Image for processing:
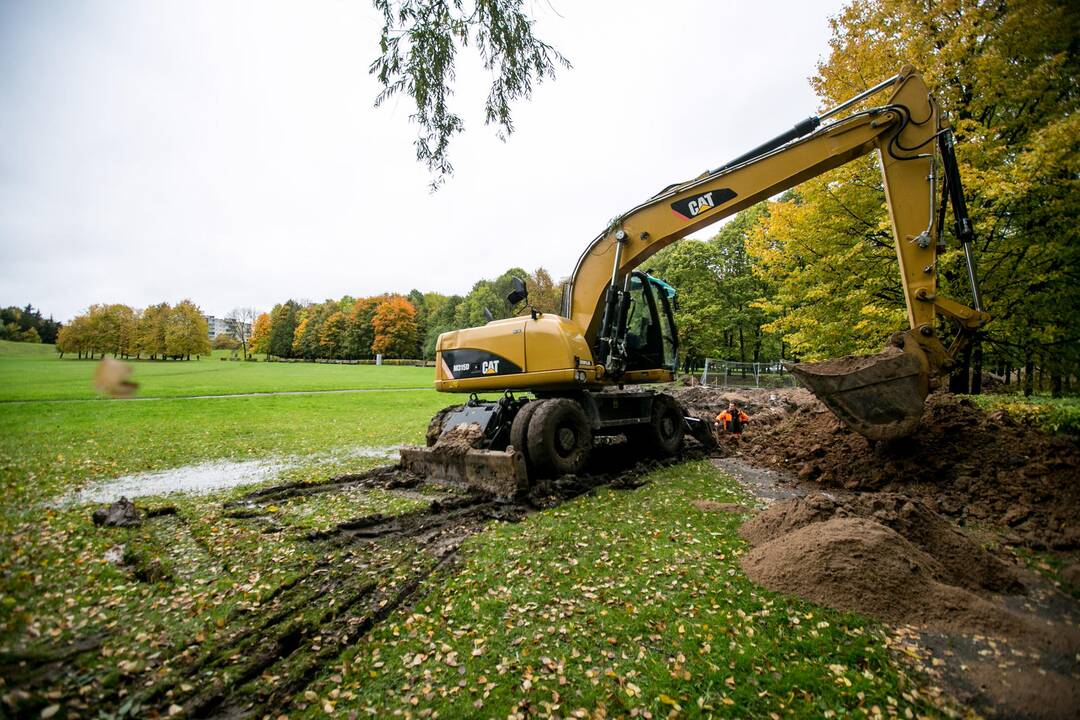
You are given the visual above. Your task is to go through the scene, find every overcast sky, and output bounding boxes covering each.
[1,0,849,322]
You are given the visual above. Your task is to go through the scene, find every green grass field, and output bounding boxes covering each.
[0,340,434,401]
[0,340,957,717]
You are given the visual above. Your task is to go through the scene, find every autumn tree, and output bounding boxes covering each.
[523,268,563,315]
[56,316,93,358]
[346,297,380,359]
[319,311,349,360]
[136,303,171,359]
[744,0,1079,390]
[371,296,418,358]
[249,312,272,360]
[165,300,211,359]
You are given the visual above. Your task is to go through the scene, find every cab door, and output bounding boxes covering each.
[623,272,678,373]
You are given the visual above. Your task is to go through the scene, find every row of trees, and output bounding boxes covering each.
[56,301,211,360]
[649,0,1078,395]
[244,268,562,362]
[0,305,61,344]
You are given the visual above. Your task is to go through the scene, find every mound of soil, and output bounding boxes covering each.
[673,386,818,429]
[742,392,1080,549]
[741,494,1021,594]
[741,516,1055,640]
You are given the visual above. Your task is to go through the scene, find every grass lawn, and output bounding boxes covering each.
[0,341,951,718]
[0,390,453,510]
[298,462,943,719]
[0,340,434,401]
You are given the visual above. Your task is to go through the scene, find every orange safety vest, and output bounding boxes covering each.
[716,409,749,433]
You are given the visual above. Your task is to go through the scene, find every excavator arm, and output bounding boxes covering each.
[565,66,987,438]
[569,66,985,375]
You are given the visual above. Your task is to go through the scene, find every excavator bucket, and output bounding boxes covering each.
[399,434,529,500]
[790,342,930,441]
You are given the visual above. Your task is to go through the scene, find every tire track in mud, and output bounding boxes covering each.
[134,445,706,718]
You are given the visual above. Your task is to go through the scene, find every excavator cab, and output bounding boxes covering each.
[623,272,678,374]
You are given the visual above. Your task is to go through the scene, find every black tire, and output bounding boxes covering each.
[632,394,684,457]
[425,405,463,447]
[508,400,542,462]
[526,399,593,478]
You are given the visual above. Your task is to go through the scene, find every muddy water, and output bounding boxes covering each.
[710,457,816,505]
[64,446,400,505]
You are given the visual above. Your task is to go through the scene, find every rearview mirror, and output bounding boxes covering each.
[506,276,528,306]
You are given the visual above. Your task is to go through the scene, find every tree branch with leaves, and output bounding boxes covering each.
[370,0,570,187]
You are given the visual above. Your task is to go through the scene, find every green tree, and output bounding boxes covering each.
[651,205,781,368]
[423,294,463,358]
[745,0,1079,389]
[269,301,300,358]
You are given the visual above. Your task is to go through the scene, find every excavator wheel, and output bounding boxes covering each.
[508,399,542,462]
[525,399,593,478]
[629,394,684,457]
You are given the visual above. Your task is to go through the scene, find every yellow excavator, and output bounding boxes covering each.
[400,66,989,497]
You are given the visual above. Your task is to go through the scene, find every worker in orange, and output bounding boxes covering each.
[715,401,750,437]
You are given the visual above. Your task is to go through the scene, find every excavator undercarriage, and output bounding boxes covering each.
[400,390,697,499]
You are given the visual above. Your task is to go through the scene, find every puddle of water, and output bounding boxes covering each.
[62,446,400,505]
[710,457,808,505]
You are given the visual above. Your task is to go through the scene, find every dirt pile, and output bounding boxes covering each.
[741,493,1021,593]
[430,423,485,455]
[673,385,818,429]
[739,495,1080,720]
[740,391,1080,549]
[741,517,1034,636]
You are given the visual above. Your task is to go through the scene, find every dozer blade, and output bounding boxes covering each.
[399,445,529,499]
[790,342,929,441]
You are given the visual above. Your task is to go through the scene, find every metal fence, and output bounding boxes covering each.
[700,359,799,389]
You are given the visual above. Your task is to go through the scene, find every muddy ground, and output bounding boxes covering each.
[675,384,1080,720]
[2,443,697,719]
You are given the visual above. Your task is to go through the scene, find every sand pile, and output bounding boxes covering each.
[742,392,1080,549]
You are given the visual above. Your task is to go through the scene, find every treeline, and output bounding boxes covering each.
[250,268,562,361]
[57,301,211,360]
[0,305,61,344]
[651,0,1078,396]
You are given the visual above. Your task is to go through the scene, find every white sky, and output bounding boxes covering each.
[1,0,848,322]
